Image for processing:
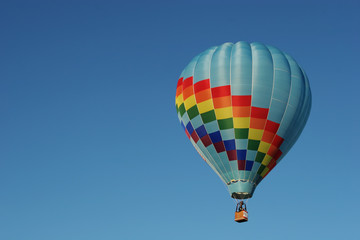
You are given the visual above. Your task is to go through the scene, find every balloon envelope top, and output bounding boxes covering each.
[175,42,311,199]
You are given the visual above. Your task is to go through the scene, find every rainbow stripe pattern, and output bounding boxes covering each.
[175,42,311,198]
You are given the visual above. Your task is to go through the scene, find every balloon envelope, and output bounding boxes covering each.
[175,42,311,199]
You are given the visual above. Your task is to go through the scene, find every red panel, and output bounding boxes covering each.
[267,145,278,157]
[194,79,210,93]
[273,150,282,161]
[227,150,237,160]
[272,135,284,148]
[185,129,190,139]
[261,131,275,143]
[232,95,251,106]
[238,160,246,170]
[195,89,212,103]
[201,135,212,147]
[267,159,276,170]
[213,96,232,108]
[250,107,269,119]
[176,78,183,97]
[191,131,199,143]
[264,120,280,133]
[213,142,226,153]
[182,76,193,90]
[211,85,231,98]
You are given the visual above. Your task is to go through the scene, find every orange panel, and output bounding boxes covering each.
[213,96,232,108]
[182,86,194,100]
[233,106,251,117]
[195,89,212,103]
[250,118,266,129]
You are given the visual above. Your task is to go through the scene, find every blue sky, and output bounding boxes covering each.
[1,1,359,239]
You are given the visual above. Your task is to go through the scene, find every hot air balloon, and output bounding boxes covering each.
[175,41,311,222]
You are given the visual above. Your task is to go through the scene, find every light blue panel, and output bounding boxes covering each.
[204,120,219,134]
[219,151,236,180]
[238,170,246,180]
[190,115,203,129]
[194,137,228,182]
[235,139,248,149]
[193,47,217,84]
[279,70,311,160]
[276,55,307,141]
[272,70,291,102]
[220,129,235,141]
[229,161,240,180]
[246,150,257,160]
[182,55,200,80]
[177,111,182,123]
[231,41,252,95]
[180,112,190,126]
[284,53,304,78]
[267,99,287,123]
[244,171,251,180]
[207,145,233,181]
[277,105,296,137]
[265,46,291,124]
[249,162,261,181]
[250,43,273,108]
[210,42,233,88]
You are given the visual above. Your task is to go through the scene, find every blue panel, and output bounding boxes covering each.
[224,140,236,151]
[195,125,207,138]
[245,161,254,171]
[209,131,222,143]
[237,150,247,160]
[186,122,194,134]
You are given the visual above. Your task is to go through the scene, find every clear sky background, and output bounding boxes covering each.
[1,0,359,239]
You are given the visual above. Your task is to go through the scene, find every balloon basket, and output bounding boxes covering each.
[235,210,248,223]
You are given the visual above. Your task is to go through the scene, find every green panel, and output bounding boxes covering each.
[255,152,266,163]
[179,104,186,117]
[176,105,179,113]
[218,118,233,130]
[201,110,216,123]
[248,140,260,150]
[187,105,200,120]
[235,128,249,139]
[258,164,266,174]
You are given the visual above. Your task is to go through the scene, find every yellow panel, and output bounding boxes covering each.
[248,129,264,140]
[176,94,183,106]
[261,154,272,166]
[233,117,250,128]
[184,95,196,110]
[214,107,233,119]
[197,99,214,114]
[258,141,271,153]
[261,167,269,177]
